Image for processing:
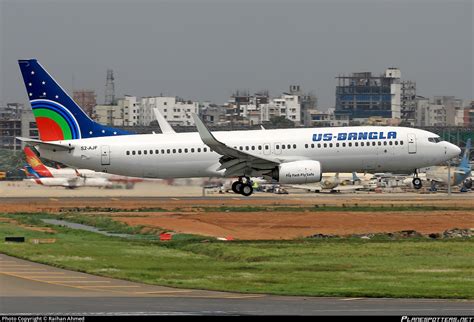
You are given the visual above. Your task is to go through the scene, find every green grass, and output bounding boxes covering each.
[0,213,473,299]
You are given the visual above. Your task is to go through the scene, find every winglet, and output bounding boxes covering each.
[152,108,176,134]
[191,113,221,148]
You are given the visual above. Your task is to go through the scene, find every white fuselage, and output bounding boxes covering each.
[37,126,460,179]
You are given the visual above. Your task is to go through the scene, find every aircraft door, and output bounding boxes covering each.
[407,133,417,154]
[101,145,111,165]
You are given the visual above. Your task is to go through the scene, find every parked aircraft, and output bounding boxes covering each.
[24,146,142,188]
[16,59,461,196]
[23,165,112,189]
[422,139,472,191]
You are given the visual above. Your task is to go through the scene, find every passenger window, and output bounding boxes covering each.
[372,142,376,146]
[317,143,321,148]
[276,145,280,149]
[282,145,285,150]
[126,151,130,155]
[311,144,314,148]
[348,142,352,147]
[161,149,165,154]
[144,150,147,155]
[251,146,255,151]
[155,150,159,154]
[400,141,404,145]
[377,142,381,146]
[360,142,364,147]
[258,146,262,150]
[245,146,249,151]
[132,151,136,155]
[167,149,170,154]
[204,148,207,152]
[191,148,194,153]
[323,143,327,148]
[185,148,188,153]
[239,146,243,151]
[178,149,182,153]
[394,141,398,146]
[265,145,269,150]
[287,144,291,149]
[198,148,201,152]
[342,143,346,147]
[305,144,308,148]
[293,144,297,149]
[138,150,142,155]
[355,142,358,147]
[329,143,333,148]
[172,149,176,153]
[336,143,339,147]
[383,141,387,146]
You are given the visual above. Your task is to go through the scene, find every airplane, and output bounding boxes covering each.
[24,146,143,188]
[422,139,472,191]
[16,59,461,197]
[23,165,112,189]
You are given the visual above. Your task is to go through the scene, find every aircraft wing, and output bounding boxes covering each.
[332,185,365,191]
[192,113,280,177]
[16,137,74,151]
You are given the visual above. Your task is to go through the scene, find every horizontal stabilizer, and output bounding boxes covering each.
[16,137,74,151]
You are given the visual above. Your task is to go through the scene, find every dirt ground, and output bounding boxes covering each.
[109,210,474,240]
[1,195,473,240]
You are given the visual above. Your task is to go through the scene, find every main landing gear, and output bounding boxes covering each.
[232,177,254,197]
[412,170,422,190]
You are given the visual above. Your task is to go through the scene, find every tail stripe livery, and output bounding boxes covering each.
[459,138,471,170]
[18,59,132,141]
[31,99,80,140]
[24,146,53,177]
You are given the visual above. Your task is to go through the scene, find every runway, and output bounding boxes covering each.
[1,254,473,315]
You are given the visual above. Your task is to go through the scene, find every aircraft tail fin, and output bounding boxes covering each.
[460,138,471,169]
[24,146,54,177]
[18,59,132,141]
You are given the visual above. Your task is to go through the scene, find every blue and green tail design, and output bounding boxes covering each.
[18,59,132,141]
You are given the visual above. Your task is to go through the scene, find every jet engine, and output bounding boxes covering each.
[272,160,322,184]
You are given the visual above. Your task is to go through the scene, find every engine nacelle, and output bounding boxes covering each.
[272,160,322,184]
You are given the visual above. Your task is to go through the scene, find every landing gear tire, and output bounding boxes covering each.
[412,178,422,190]
[463,179,472,190]
[232,181,243,194]
[241,184,253,197]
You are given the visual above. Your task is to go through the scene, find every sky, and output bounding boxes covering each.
[0,0,472,109]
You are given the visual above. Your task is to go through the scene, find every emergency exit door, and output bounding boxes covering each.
[407,133,417,154]
[101,145,110,165]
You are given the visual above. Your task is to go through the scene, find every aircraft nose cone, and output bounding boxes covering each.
[448,144,461,158]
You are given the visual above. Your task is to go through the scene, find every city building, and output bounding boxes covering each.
[415,96,467,127]
[140,96,198,126]
[73,90,96,117]
[335,68,402,122]
[0,103,37,150]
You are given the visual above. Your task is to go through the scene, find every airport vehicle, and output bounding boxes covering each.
[16,59,461,196]
[423,139,472,191]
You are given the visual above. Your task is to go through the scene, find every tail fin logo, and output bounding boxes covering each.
[31,99,81,141]
[18,59,132,141]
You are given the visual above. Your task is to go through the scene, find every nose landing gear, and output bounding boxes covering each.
[231,177,254,197]
[412,171,422,190]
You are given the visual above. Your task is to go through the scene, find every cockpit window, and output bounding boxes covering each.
[428,137,442,143]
